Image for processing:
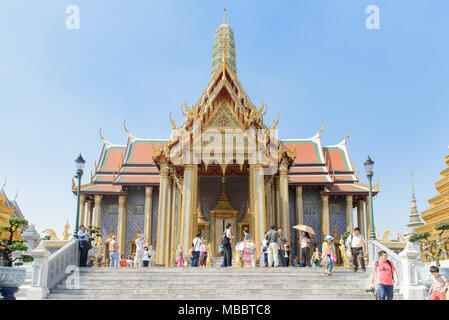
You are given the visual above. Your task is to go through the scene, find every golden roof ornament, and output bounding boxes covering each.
[99,128,106,143]
[72,178,76,190]
[1,177,6,190]
[344,128,351,143]
[123,120,131,136]
[169,112,177,129]
[319,122,325,136]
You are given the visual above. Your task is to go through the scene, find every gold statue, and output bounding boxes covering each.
[339,239,350,267]
[42,228,59,240]
[62,219,72,240]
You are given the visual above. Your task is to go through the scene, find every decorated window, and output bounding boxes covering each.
[303,202,315,214]
[330,204,341,214]
[133,204,145,215]
[108,204,118,215]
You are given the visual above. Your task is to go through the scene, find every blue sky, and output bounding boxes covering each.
[1,1,448,239]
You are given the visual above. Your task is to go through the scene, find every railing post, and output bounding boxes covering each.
[27,242,51,299]
[399,241,427,300]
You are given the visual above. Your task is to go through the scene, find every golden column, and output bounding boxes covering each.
[144,186,153,245]
[155,162,169,265]
[273,176,282,228]
[279,159,290,241]
[295,185,303,257]
[357,200,365,237]
[365,196,371,239]
[174,185,182,251]
[163,179,173,267]
[321,195,330,240]
[94,195,103,228]
[117,195,127,257]
[266,183,272,227]
[346,195,353,233]
[271,180,276,227]
[79,195,86,226]
[252,164,267,251]
[86,199,92,227]
[179,164,197,252]
[169,184,178,265]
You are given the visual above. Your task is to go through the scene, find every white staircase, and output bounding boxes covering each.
[46,266,402,300]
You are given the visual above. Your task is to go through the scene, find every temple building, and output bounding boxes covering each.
[73,12,378,266]
[0,182,26,242]
[416,147,449,243]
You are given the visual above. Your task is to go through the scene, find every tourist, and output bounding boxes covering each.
[299,231,311,267]
[176,244,186,268]
[429,266,448,300]
[148,245,156,267]
[369,250,399,300]
[198,240,208,267]
[109,235,119,268]
[78,225,91,267]
[277,228,287,267]
[346,227,366,272]
[134,233,145,267]
[242,228,254,268]
[311,247,321,268]
[222,223,234,267]
[261,238,269,267]
[126,255,134,267]
[321,235,337,276]
[120,255,127,267]
[142,246,150,267]
[284,244,291,267]
[264,224,280,267]
[192,232,202,267]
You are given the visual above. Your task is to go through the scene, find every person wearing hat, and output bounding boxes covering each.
[321,235,337,276]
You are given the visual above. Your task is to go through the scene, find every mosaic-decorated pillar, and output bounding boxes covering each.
[169,184,178,265]
[163,179,173,267]
[155,163,169,265]
[357,200,365,237]
[79,195,86,227]
[279,160,290,241]
[274,176,281,228]
[295,186,303,257]
[321,194,330,240]
[252,164,266,251]
[179,164,197,252]
[144,187,153,245]
[265,184,271,227]
[86,199,92,227]
[117,195,127,257]
[346,195,353,233]
[94,195,102,228]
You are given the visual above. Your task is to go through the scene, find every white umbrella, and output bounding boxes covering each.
[293,224,315,235]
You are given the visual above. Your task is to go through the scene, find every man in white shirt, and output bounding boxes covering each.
[134,233,145,267]
[192,232,202,267]
[346,228,366,272]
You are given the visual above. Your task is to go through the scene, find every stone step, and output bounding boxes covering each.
[55,283,368,290]
[47,293,375,300]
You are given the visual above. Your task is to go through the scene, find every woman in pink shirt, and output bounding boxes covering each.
[369,250,399,300]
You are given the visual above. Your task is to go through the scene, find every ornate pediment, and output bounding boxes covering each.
[203,101,244,130]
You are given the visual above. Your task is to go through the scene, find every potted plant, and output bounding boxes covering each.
[0,217,34,300]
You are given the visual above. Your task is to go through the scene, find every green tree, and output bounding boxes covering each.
[0,217,34,267]
[410,221,449,267]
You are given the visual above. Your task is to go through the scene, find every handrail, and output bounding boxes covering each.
[47,239,79,289]
[367,240,403,284]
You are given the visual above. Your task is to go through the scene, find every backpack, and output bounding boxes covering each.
[376,260,394,282]
[221,230,230,246]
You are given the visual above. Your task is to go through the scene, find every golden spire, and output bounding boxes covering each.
[223,8,227,24]
[99,128,106,142]
[344,128,351,143]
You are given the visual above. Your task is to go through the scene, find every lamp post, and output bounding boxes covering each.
[364,156,376,240]
[74,153,86,239]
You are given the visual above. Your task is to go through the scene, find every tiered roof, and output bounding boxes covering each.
[0,188,25,219]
